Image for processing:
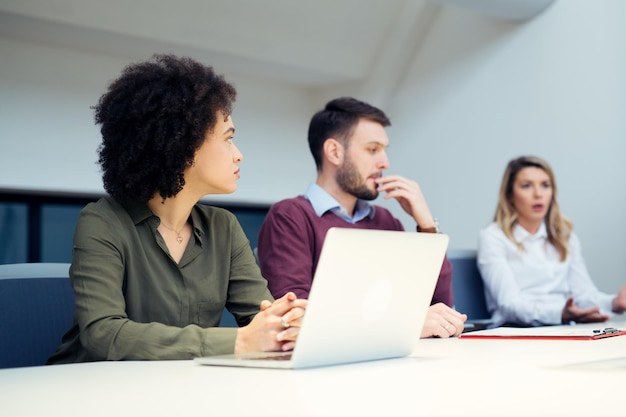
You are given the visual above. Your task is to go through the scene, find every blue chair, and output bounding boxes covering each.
[0,263,74,368]
[219,309,237,327]
[448,250,492,329]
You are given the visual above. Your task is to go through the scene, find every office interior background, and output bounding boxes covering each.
[1,0,625,294]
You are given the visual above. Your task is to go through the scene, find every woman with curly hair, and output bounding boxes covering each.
[48,54,305,363]
[477,155,626,328]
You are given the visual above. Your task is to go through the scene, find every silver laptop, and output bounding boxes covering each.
[194,227,449,369]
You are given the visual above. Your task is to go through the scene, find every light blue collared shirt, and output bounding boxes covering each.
[303,183,375,224]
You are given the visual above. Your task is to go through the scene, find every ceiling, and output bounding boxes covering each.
[0,0,555,89]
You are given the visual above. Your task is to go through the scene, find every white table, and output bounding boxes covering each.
[1,321,624,417]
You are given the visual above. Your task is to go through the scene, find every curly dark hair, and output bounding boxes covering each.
[94,54,237,202]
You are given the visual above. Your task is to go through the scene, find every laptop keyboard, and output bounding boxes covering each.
[251,352,293,361]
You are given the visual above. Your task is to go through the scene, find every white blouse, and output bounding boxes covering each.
[477,222,614,327]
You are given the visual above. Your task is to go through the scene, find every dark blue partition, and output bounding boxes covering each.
[0,203,28,264]
[0,190,270,266]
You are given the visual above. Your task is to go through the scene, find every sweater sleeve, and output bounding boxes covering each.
[257,199,318,299]
[432,254,454,307]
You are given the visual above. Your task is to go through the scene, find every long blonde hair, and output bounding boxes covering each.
[493,156,572,261]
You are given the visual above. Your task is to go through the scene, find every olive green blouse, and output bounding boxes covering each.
[47,197,272,363]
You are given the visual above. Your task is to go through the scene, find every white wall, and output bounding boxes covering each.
[0,38,315,201]
[387,0,626,292]
[1,0,624,293]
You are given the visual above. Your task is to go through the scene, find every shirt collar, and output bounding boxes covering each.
[304,183,375,221]
[121,200,154,226]
[512,221,548,242]
[120,199,203,239]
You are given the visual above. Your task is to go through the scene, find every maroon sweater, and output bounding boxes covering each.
[257,196,454,306]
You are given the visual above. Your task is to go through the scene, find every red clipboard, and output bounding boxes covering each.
[460,326,626,340]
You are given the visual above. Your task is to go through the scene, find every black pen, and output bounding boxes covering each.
[593,327,621,335]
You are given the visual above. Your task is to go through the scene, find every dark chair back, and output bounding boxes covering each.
[448,250,490,321]
[0,263,74,368]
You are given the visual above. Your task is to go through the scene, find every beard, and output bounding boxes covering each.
[336,156,379,201]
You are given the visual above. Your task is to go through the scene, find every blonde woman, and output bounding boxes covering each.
[477,156,626,327]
